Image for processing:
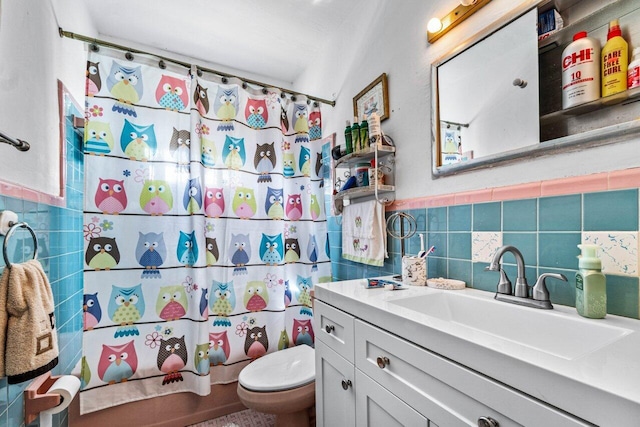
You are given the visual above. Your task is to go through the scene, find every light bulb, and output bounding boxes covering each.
[427,17,443,34]
[460,0,477,5]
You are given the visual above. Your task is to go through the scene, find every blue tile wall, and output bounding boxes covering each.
[0,107,84,427]
[329,189,640,320]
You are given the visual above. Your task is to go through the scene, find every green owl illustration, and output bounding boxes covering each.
[140,180,174,215]
[278,329,290,350]
[232,186,257,219]
[156,284,188,321]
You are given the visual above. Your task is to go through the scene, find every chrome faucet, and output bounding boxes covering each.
[485,245,567,309]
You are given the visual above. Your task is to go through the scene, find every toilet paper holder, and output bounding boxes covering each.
[24,373,63,424]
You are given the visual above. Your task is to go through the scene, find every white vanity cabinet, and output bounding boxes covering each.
[315,299,591,427]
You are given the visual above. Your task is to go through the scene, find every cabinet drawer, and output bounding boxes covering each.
[355,320,590,427]
[315,300,355,363]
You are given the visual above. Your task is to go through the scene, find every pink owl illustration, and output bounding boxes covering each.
[286,194,303,221]
[155,75,189,111]
[245,98,268,129]
[292,318,314,346]
[208,331,230,366]
[204,187,225,218]
[95,178,128,214]
[98,340,138,384]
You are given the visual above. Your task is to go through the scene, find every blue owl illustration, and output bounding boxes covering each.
[214,86,238,131]
[229,233,251,275]
[259,233,283,266]
[83,292,102,331]
[194,343,210,375]
[183,178,203,214]
[283,152,296,177]
[299,146,311,177]
[209,280,236,327]
[120,119,157,161]
[292,103,309,143]
[107,61,143,117]
[108,284,145,338]
[308,234,318,272]
[177,231,198,266]
[265,187,284,220]
[199,288,208,318]
[295,275,313,316]
[222,135,246,170]
[136,231,166,279]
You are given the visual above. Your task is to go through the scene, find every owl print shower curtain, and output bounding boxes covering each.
[80,48,330,413]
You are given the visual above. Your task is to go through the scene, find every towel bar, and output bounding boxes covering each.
[0,210,38,268]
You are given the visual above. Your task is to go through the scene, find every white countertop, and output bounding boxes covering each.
[315,278,640,426]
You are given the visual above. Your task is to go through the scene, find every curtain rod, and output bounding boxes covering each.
[0,130,30,151]
[59,28,336,107]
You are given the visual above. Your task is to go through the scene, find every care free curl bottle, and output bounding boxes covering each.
[602,19,628,97]
[576,244,606,319]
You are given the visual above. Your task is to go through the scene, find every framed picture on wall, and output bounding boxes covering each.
[353,73,389,121]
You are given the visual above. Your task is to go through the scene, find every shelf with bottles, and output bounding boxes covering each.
[335,143,395,168]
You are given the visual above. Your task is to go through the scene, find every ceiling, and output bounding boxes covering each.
[82,0,371,86]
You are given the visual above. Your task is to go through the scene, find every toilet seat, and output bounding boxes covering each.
[238,344,315,392]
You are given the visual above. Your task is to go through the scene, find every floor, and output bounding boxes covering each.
[188,409,275,427]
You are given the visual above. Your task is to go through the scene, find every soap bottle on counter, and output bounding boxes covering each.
[576,244,606,319]
[602,19,628,97]
[344,120,353,154]
[350,118,360,153]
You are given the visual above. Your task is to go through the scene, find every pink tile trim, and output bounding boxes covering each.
[609,168,640,190]
[541,173,608,196]
[388,167,640,210]
[0,179,66,207]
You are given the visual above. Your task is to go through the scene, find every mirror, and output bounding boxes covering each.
[432,0,640,177]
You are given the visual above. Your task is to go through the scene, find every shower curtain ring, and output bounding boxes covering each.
[125,52,134,61]
[197,69,203,77]
[242,82,248,89]
[158,60,166,69]
[280,92,286,99]
[221,76,228,84]
[262,88,268,95]
[90,43,99,52]
[291,95,297,102]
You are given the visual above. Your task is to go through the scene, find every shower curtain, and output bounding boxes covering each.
[80,48,330,413]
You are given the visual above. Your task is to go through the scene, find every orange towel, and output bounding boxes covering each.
[0,259,58,384]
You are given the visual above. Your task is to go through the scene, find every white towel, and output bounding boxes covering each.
[342,200,387,266]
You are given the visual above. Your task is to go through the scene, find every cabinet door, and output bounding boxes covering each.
[315,340,356,427]
[355,370,428,427]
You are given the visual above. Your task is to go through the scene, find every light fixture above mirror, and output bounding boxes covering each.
[427,0,492,44]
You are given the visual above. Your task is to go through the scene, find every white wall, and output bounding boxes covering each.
[0,0,90,196]
[296,0,640,200]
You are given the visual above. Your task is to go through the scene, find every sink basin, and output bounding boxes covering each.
[389,292,632,360]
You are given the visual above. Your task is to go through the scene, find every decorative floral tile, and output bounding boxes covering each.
[472,232,503,263]
[582,232,639,276]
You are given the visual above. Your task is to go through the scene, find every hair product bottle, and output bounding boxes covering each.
[575,244,606,319]
[344,120,353,154]
[359,116,369,151]
[350,117,360,153]
[561,31,600,109]
[627,47,640,90]
[601,19,628,97]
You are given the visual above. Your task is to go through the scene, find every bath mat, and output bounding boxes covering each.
[188,409,275,427]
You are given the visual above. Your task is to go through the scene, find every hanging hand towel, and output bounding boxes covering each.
[342,200,387,266]
[0,260,59,384]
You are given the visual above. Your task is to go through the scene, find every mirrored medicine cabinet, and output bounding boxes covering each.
[432,0,640,177]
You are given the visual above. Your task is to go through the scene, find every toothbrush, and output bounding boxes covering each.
[425,245,436,257]
[418,234,426,257]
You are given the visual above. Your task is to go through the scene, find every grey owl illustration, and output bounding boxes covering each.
[229,233,251,275]
[254,142,276,183]
[169,127,190,165]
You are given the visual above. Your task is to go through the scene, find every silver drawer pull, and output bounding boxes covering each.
[376,356,390,369]
[341,379,352,390]
[477,416,499,427]
[325,325,335,333]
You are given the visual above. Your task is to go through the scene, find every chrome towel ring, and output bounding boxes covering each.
[386,212,417,257]
[2,221,38,269]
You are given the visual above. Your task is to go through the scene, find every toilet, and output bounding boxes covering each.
[237,344,316,427]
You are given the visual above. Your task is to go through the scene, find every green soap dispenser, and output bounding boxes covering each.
[576,244,607,319]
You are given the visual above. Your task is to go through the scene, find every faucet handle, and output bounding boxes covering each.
[532,273,568,302]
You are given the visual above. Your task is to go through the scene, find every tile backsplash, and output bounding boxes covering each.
[0,108,84,427]
[329,185,640,320]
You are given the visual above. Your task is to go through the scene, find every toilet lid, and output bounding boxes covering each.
[238,344,315,392]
